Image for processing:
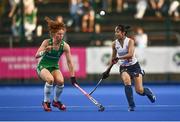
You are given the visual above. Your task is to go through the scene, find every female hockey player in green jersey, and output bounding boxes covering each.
[35,16,77,112]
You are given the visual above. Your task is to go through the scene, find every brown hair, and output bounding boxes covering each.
[45,16,66,36]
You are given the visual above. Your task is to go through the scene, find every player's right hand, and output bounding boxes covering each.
[45,46,53,52]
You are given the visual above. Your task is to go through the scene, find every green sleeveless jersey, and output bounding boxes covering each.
[38,38,64,69]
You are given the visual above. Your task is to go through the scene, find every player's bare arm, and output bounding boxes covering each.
[63,42,75,77]
[35,39,54,58]
[35,39,48,58]
[112,41,117,60]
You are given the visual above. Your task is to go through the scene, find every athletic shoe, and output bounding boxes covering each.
[52,100,66,111]
[148,94,156,103]
[42,102,51,112]
[146,88,156,103]
[128,106,135,111]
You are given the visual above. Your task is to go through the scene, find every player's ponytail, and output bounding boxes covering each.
[125,25,130,31]
[124,25,130,35]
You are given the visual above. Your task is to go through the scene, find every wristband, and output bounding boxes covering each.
[39,51,45,57]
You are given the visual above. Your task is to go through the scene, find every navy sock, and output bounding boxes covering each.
[143,87,156,103]
[124,85,135,107]
[144,88,153,97]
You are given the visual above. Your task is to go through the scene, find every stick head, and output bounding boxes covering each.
[98,105,105,112]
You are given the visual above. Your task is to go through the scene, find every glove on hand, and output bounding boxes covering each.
[111,57,119,64]
[70,77,77,86]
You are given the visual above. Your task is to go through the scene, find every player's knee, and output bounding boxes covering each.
[123,81,131,86]
[46,77,54,85]
[122,78,131,85]
[56,81,64,86]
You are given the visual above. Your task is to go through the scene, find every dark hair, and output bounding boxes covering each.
[116,25,131,35]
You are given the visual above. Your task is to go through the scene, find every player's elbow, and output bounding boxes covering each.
[35,53,40,59]
[35,54,38,59]
[66,59,71,64]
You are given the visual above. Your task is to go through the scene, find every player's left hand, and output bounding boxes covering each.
[112,57,119,64]
[70,76,78,86]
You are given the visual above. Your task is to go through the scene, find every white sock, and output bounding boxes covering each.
[44,82,53,102]
[54,84,64,102]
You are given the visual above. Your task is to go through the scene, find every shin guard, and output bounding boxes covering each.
[124,85,135,107]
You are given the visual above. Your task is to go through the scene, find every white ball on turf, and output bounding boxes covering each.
[100,10,105,16]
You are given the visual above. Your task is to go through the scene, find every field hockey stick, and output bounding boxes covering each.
[72,82,105,111]
[89,63,114,95]
[89,78,103,95]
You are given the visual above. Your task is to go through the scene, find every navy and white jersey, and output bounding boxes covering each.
[115,37,137,66]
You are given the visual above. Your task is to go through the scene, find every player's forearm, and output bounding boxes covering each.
[119,53,133,60]
[67,62,75,77]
